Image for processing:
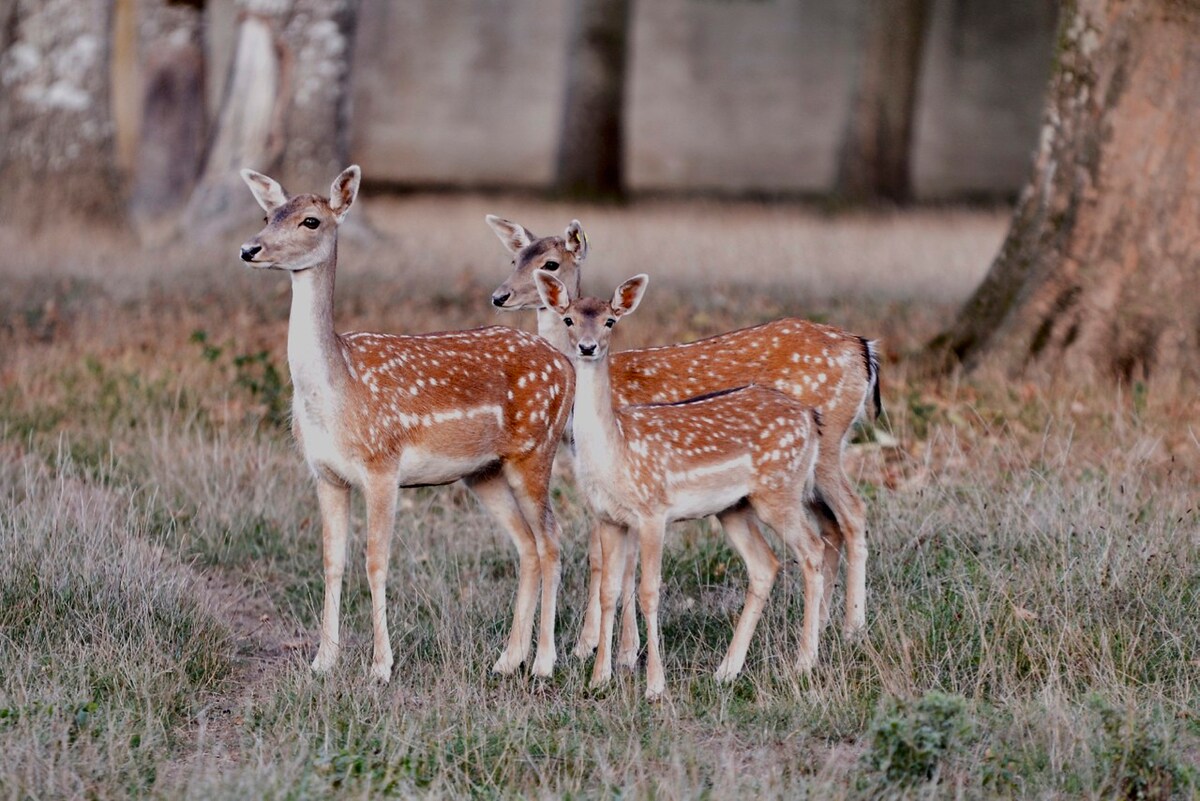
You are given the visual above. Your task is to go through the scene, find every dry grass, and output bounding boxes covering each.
[1,195,1197,799]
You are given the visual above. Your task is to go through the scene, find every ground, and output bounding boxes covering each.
[0,196,1196,799]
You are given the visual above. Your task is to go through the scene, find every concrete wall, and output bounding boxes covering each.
[913,0,1059,198]
[350,0,570,188]
[119,0,1056,199]
[625,0,861,194]
[349,0,1057,199]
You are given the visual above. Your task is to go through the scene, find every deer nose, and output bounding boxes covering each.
[240,244,262,262]
[491,291,511,308]
[578,343,596,357]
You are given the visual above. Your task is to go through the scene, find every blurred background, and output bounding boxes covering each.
[115,0,1055,199]
[2,0,1059,241]
[8,0,1195,387]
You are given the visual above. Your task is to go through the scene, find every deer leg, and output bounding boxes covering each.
[615,535,640,669]
[780,509,826,673]
[636,516,668,701]
[363,472,399,683]
[311,477,350,674]
[504,461,562,678]
[818,464,868,637]
[810,489,844,630]
[714,506,779,682]
[575,517,639,665]
[574,519,604,659]
[465,470,540,675]
[591,521,627,688]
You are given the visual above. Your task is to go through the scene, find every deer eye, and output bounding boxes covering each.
[563,317,573,327]
[605,318,616,328]
[301,217,320,229]
[543,261,560,271]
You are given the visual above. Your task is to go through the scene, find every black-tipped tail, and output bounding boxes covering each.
[859,336,882,421]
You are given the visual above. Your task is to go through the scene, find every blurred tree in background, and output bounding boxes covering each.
[836,0,931,204]
[553,0,632,199]
[130,0,206,239]
[934,0,1200,387]
[0,0,126,229]
[184,0,361,238]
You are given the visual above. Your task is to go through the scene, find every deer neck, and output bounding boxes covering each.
[571,356,623,482]
[287,249,348,394]
[536,306,573,357]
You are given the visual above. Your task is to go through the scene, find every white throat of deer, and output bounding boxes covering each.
[286,263,346,392]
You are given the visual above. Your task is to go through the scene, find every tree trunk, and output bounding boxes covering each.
[0,0,126,229]
[836,0,931,204]
[931,0,1200,388]
[184,0,360,239]
[553,0,631,199]
[129,0,206,240]
[275,0,360,191]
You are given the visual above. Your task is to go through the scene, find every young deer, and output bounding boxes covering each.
[536,271,827,699]
[238,167,574,682]
[487,216,879,664]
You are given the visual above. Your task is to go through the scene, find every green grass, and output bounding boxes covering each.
[0,455,232,797]
[4,351,1195,799]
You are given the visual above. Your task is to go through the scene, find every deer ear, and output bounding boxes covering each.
[329,165,361,222]
[612,274,649,317]
[564,219,588,259]
[240,169,288,213]
[486,215,535,254]
[534,270,571,314]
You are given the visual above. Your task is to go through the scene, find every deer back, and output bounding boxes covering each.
[336,326,573,477]
[610,319,873,438]
[586,385,820,523]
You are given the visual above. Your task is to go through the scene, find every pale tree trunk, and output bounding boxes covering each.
[275,0,359,192]
[0,0,126,229]
[836,0,931,203]
[931,0,1200,389]
[184,0,359,239]
[553,0,631,199]
[129,0,206,240]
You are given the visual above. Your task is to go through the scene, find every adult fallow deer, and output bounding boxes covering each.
[487,216,879,666]
[238,167,573,681]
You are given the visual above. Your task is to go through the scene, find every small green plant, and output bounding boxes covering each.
[191,329,289,428]
[863,691,972,790]
[231,350,287,426]
[1092,699,1187,801]
[903,390,939,440]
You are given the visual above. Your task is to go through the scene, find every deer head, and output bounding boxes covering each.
[238,166,361,271]
[488,216,588,310]
[534,271,647,361]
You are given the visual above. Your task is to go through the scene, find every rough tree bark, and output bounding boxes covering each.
[553,0,632,199]
[0,0,126,229]
[130,0,206,239]
[836,0,931,203]
[931,0,1200,388]
[184,0,360,238]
